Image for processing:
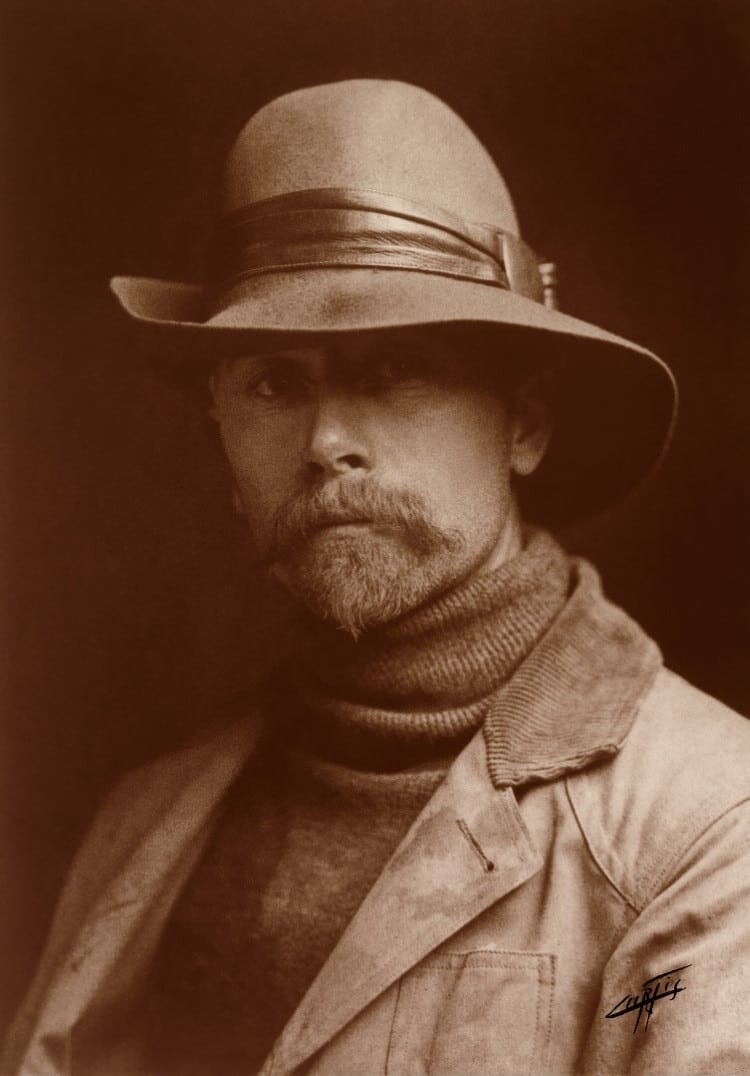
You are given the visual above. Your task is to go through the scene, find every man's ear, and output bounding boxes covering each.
[231,484,246,516]
[208,371,220,422]
[508,373,554,477]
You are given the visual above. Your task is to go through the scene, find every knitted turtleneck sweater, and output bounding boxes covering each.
[144,529,571,1074]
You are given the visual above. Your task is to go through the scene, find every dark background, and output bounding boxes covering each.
[2,0,748,1029]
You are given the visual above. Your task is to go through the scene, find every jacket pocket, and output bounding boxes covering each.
[385,950,555,1076]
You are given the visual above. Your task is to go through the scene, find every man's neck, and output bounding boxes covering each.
[471,499,525,579]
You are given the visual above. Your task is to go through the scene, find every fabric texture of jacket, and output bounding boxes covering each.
[4,560,750,1075]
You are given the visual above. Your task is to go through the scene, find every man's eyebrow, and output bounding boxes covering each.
[222,351,309,371]
[250,350,306,362]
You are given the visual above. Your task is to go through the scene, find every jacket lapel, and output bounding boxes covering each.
[265,731,543,1076]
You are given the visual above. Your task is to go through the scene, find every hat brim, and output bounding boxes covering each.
[110,269,677,526]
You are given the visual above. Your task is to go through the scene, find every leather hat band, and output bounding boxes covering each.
[210,188,547,303]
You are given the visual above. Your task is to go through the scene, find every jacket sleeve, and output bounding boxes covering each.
[578,798,750,1075]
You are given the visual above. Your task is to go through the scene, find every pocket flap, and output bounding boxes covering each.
[386,950,555,1075]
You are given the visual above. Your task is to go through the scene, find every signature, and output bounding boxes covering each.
[605,964,691,1032]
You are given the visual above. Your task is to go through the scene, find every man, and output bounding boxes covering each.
[4,80,749,1075]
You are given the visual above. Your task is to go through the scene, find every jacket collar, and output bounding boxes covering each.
[482,557,662,788]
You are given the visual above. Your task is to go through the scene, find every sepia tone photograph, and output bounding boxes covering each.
[2,1,749,1072]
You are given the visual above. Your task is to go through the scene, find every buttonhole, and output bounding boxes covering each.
[456,818,495,873]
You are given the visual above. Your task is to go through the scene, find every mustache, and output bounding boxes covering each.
[266,480,464,560]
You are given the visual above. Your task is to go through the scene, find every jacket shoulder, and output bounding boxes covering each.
[2,714,262,1073]
[566,668,750,911]
[21,718,260,986]
[72,714,260,891]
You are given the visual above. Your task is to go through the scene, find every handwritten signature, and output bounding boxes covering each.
[605,964,691,1032]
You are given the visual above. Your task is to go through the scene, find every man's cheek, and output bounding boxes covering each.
[230,482,275,546]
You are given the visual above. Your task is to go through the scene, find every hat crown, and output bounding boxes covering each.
[222,79,520,235]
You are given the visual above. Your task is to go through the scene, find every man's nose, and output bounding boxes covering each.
[304,391,373,479]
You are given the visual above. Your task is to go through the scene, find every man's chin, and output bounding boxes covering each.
[270,530,453,638]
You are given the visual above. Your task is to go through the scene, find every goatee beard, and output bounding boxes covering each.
[264,481,466,637]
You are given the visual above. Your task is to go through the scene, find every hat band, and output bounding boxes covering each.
[209,187,546,302]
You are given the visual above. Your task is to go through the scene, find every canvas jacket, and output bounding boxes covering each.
[4,563,750,1075]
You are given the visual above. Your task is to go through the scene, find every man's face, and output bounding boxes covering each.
[210,329,548,635]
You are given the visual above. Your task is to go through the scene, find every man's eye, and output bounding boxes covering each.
[380,360,418,381]
[245,370,307,399]
[366,356,430,387]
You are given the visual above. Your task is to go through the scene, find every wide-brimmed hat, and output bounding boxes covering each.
[111,79,677,525]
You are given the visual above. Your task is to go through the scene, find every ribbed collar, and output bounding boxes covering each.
[482,558,663,788]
